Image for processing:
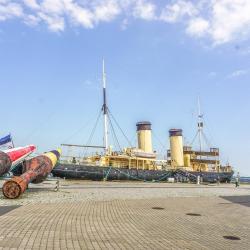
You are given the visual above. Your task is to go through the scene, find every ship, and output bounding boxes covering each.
[52,61,233,183]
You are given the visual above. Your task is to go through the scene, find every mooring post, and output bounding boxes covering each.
[55,180,59,191]
[197,175,200,185]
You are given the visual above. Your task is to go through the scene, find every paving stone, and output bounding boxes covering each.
[0,181,249,249]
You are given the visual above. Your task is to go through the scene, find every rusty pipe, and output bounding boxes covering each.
[2,149,61,199]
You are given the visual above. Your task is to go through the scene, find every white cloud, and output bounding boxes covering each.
[24,14,40,26]
[160,0,198,23]
[209,0,250,45]
[23,0,39,10]
[133,0,156,20]
[186,17,209,37]
[41,0,64,15]
[93,0,121,23]
[64,1,94,29]
[1,0,250,46]
[162,0,250,45]
[38,11,64,32]
[0,1,23,21]
[228,69,248,78]
[17,0,157,31]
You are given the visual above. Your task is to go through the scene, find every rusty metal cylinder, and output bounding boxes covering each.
[2,149,61,199]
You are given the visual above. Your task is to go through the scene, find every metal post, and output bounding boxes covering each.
[198,97,203,172]
[102,59,109,153]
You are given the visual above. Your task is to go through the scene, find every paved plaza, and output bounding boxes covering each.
[0,181,249,249]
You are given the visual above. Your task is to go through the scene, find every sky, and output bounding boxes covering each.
[0,0,250,176]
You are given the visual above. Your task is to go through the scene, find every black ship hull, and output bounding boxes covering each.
[52,163,233,183]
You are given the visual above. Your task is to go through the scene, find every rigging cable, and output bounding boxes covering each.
[83,109,102,157]
[107,114,122,151]
[201,130,212,149]
[190,130,199,146]
[152,131,167,159]
[107,108,133,147]
[61,111,102,144]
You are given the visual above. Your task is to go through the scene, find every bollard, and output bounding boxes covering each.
[197,175,200,185]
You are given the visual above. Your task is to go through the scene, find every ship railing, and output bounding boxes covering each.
[59,155,92,164]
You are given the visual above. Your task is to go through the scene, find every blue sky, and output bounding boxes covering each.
[0,0,250,175]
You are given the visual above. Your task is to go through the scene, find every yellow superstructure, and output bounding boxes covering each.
[166,131,233,173]
[184,154,191,168]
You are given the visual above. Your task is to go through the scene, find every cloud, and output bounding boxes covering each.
[93,1,121,23]
[19,0,157,31]
[0,1,23,21]
[162,0,250,45]
[0,0,250,45]
[160,0,198,23]
[132,0,156,20]
[209,0,250,45]
[23,14,40,26]
[23,0,39,10]
[186,17,209,37]
[38,11,65,32]
[228,69,248,78]
[63,1,94,29]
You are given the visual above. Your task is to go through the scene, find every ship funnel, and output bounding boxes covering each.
[169,129,184,168]
[136,121,153,153]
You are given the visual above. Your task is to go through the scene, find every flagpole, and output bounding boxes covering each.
[10,133,15,148]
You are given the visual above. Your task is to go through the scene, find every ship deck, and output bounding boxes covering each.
[0,180,249,249]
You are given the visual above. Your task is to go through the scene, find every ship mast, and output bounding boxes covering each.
[198,97,203,171]
[102,59,109,153]
[198,97,203,153]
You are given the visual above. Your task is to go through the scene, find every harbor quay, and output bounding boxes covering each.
[0,180,249,250]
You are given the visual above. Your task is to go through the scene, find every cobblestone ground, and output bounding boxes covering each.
[0,180,250,205]
[0,181,249,249]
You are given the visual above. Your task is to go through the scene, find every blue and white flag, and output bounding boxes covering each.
[0,134,13,149]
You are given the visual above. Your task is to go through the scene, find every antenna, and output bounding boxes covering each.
[102,59,109,153]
